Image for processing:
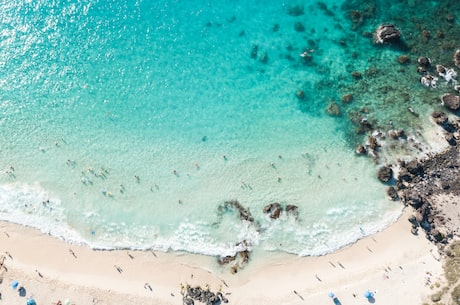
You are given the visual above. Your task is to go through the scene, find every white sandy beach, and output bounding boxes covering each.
[0,207,445,305]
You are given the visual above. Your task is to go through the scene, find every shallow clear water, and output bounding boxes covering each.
[3,0,443,257]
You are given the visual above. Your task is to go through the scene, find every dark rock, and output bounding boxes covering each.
[417,57,431,67]
[356,144,367,154]
[217,255,236,265]
[182,285,228,305]
[377,166,393,183]
[368,136,380,150]
[441,93,460,111]
[432,111,449,125]
[403,189,423,208]
[239,250,250,264]
[388,129,406,139]
[436,64,447,75]
[263,202,282,219]
[374,24,401,44]
[431,229,444,242]
[405,160,424,176]
[445,134,457,146]
[414,211,424,223]
[398,168,412,182]
[387,186,399,201]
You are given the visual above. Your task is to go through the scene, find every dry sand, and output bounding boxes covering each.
[0,208,445,305]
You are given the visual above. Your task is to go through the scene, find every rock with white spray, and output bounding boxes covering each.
[421,74,438,88]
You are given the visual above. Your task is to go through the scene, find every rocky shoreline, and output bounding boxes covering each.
[377,111,460,252]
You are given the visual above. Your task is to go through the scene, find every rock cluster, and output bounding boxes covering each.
[379,125,460,249]
[216,199,300,272]
[417,50,459,113]
[181,284,229,305]
[217,240,250,274]
[263,203,298,219]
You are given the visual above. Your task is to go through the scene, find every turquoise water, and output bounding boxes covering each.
[2,0,452,257]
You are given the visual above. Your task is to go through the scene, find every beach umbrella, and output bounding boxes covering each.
[26,298,37,305]
[328,292,335,298]
[11,280,19,289]
[364,290,374,298]
[64,299,71,305]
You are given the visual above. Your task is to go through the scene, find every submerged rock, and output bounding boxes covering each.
[219,200,254,222]
[374,24,401,44]
[296,90,306,100]
[397,55,410,64]
[326,102,341,116]
[286,5,304,16]
[285,204,299,217]
[341,93,353,103]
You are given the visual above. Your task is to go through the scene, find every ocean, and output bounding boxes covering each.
[0,0,456,258]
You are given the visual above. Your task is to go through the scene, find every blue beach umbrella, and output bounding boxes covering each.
[364,290,374,298]
[26,298,37,305]
[11,280,19,289]
[328,292,335,298]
